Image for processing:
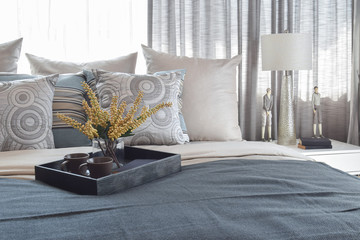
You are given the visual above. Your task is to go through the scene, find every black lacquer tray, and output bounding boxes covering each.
[35,146,181,195]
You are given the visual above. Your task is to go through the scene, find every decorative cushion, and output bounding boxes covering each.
[91,69,189,145]
[154,69,188,136]
[85,68,189,137]
[25,52,138,75]
[0,73,37,81]
[0,38,23,73]
[51,73,91,148]
[142,44,242,141]
[0,75,58,151]
[0,73,91,148]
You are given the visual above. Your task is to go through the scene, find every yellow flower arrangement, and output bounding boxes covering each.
[57,82,172,167]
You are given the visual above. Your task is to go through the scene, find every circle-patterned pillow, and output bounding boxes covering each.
[92,69,189,145]
[0,75,58,151]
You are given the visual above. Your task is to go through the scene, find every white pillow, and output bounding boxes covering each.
[26,52,138,75]
[0,75,58,151]
[0,38,23,73]
[142,45,242,141]
[92,69,189,145]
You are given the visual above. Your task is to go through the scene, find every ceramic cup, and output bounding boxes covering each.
[79,157,113,179]
[61,153,89,174]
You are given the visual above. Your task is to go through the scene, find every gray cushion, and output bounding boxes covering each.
[0,75,58,151]
[154,69,188,136]
[91,69,189,145]
[0,38,23,73]
[26,52,138,75]
[85,69,189,137]
[0,73,36,81]
[0,73,91,148]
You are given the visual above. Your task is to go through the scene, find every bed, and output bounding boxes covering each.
[2,141,360,240]
[2,39,360,239]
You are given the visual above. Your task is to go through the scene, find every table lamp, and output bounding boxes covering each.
[261,32,312,145]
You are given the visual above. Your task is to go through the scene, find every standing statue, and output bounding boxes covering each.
[261,88,273,142]
[312,86,324,138]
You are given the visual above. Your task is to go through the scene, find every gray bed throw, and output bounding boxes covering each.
[1,159,360,240]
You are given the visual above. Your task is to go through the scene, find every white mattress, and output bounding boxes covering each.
[0,141,312,180]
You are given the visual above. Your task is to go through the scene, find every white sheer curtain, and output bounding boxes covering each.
[0,0,148,73]
[149,0,353,143]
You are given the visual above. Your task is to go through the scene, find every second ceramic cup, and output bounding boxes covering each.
[79,157,113,179]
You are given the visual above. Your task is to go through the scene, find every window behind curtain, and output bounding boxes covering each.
[149,0,352,141]
[0,0,148,73]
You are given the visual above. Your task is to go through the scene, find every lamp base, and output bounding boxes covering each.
[277,74,296,145]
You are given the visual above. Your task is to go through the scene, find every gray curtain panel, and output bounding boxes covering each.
[148,0,353,142]
[348,0,360,145]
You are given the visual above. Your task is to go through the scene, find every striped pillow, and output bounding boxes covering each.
[51,73,90,148]
[52,86,86,128]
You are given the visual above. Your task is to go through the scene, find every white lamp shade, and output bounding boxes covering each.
[261,33,312,71]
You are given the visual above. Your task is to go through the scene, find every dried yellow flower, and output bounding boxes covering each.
[57,82,172,141]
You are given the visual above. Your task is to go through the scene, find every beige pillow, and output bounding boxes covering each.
[142,45,242,141]
[0,38,23,73]
[26,52,138,75]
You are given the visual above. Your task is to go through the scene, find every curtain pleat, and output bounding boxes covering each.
[348,0,360,145]
[192,1,200,57]
[237,0,243,132]
[243,0,261,140]
[148,0,153,48]
[270,0,278,140]
[179,0,186,56]
[149,0,353,143]
[168,1,176,55]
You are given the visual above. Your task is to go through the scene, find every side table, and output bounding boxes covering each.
[282,139,360,175]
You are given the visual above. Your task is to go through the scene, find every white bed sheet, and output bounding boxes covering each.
[0,141,312,180]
